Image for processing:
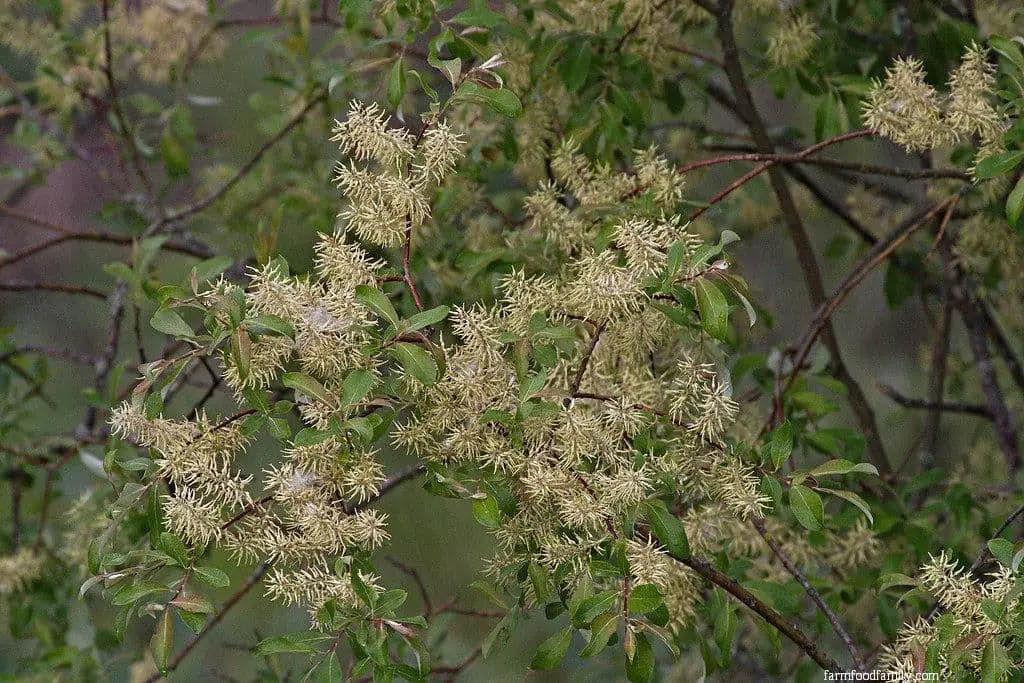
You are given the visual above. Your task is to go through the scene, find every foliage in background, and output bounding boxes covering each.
[1,0,1024,681]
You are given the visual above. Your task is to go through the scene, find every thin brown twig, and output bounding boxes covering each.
[0,280,108,299]
[680,553,839,671]
[388,557,433,616]
[785,193,965,397]
[0,345,100,367]
[751,516,862,670]
[220,494,274,531]
[156,92,326,229]
[569,321,607,396]
[877,384,992,419]
[77,282,128,438]
[100,0,159,207]
[144,561,272,683]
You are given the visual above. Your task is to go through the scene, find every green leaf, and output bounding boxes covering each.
[627,584,664,614]
[528,561,549,603]
[268,417,290,441]
[193,566,230,588]
[170,592,214,614]
[580,612,618,658]
[974,150,1024,179]
[482,612,517,658]
[808,459,878,478]
[767,421,794,471]
[877,572,919,593]
[472,495,501,529]
[560,42,592,92]
[314,653,343,683]
[818,488,874,526]
[981,598,1006,625]
[342,369,375,407]
[160,128,189,178]
[352,570,376,610]
[457,82,522,118]
[282,372,334,405]
[158,533,188,567]
[529,627,572,670]
[374,588,408,615]
[387,342,438,386]
[150,609,174,673]
[470,580,508,609]
[293,427,331,447]
[450,7,504,27]
[642,499,690,560]
[112,581,167,606]
[989,35,1024,74]
[176,608,207,633]
[1007,176,1024,233]
[246,314,294,338]
[625,630,655,683]
[519,370,548,400]
[572,590,618,627]
[989,538,1015,567]
[387,57,406,110]
[150,309,193,337]
[789,485,824,532]
[884,262,916,309]
[406,305,449,332]
[694,278,730,341]
[254,631,334,655]
[355,285,400,327]
[981,638,1010,683]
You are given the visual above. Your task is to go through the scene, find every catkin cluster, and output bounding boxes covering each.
[863,46,1008,167]
[879,551,1023,680]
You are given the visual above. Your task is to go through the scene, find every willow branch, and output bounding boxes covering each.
[751,516,862,670]
[157,92,326,228]
[76,283,128,438]
[0,345,100,367]
[877,384,991,418]
[786,193,964,398]
[680,553,839,671]
[100,0,158,206]
[0,207,214,270]
[0,280,108,299]
[144,561,272,683]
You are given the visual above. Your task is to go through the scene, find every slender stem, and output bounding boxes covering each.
[751,516,862,670]
[0,346,100,367]
[0,280,108,299]
[100,0,159,207]
[144,562,272,683]
[877,384,991,418]
[569,321,607,396]
[77,283,128,437]
[680,553,839,671]
[220,494,274,531]
[785,194,963,400]
[345,462,426,514]
[402,226,424,311]
[157,92,326,229]
[388,557,433,616]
